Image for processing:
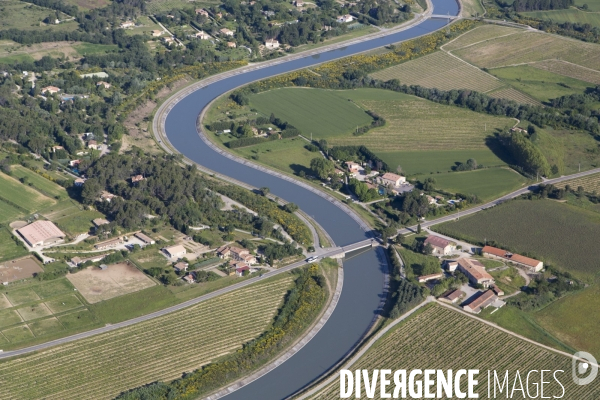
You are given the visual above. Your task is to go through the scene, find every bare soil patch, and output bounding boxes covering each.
[9,220,27,229]
[0,257,44,284]
[121,78,191,154]
[66,262,156,303]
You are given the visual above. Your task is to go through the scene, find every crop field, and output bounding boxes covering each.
[66,263,156,304]
[10,166,67,200]
[0,275,294,400]
[530,59,600,85]
[0,201,23,224]
[555,172,600,193]
[453,31,600,71]
[377,149,507,175]
[370,51,504,93]
[536,284,600,359]
[0,172,55,213]
[487,87,541,105]
[460,0,485,17]
[326,89,513,151]
[443,25,523,52]
[436,199,600,279]
[490,65,594,103]
[311,304,600,399]
[249,88,373,139]
[522,9,600,28]
[415,167,527,201]
[235,137,317,175]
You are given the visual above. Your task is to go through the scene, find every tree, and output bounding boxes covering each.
[309,157,335,180]
[417,223,421,234]
[380,225,396,243]
[423,243,433,255]
[283,203,298,213]
[259,187,270,196]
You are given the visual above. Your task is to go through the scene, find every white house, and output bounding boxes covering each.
[220,28,234,37]
[120,21,135,29]
[337,14,354,23]
[424,235,456,256]
[265,39,280,49]
[164,244,187,259]
[378,172,405,187]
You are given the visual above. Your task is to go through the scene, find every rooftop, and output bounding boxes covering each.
[482,246,542,268]
[457,258,493,282]
[17,221,65,245]
[466,290,496,311]
[424,235,453,249]
[381,172,403,181]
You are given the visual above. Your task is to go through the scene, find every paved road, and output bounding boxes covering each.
[0,246,359,360]
[398,167,600,235]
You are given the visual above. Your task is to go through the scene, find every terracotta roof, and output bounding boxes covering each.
[442,289,463,301]
[424,235,453,249]
[381,172,403,181]
[457,258,493,282]
[482,246,542,268]
[466,290,496,311]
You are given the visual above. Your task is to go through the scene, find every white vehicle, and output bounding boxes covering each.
[306,256,318,262]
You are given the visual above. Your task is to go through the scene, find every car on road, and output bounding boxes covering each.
[306,256,318,262]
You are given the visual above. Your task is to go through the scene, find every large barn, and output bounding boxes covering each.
[17,221,65,248]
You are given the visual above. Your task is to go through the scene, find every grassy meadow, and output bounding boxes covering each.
[416,167,527,201]
[443,24,524,51]
[522,8,600,28]
[312,305,599,399]
[0,1,78,32]
[436,199,600,279]
[10,166,68,200]
[235,136,318,175]
[0,228,29,262]
[530,60,600,85]
[248,88,374,139]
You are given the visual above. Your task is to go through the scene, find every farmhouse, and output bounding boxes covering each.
[74,178,86,187]
[97,81,111,89]
[195,8,209,16]
[183,273,195,283]
[336,14,354,23]
[17,221,65,248]
[92,218,110,228]
[491,284,504,296]
[217,245,257,264]
[378,172,405,187]
[418,272,443,283]
[482,246,543,272]
[456,258,494,288]
[265,39,280,49]
[151,30,163,37]
[345,161,363,175]
[134,232,155,245]
[191,31,210,39]
[95,237,123,250]
[439,289,464,304]
[424,235,456,256]
[220,28,234,37]
[164,244,187,259]
[50,145,64,153]
[294,0,304,6]
[120,21,135,28]
[174,262,189,273]
[41,86,60,95]
[131,174,144,183]
[227,42,237,48]
[87,140,98,150]
[462,290,497,313]
[236,265,250,277]
[100,191,115,202]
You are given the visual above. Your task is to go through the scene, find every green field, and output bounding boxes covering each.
[378,149,508,175]
[443,25,523,52]
[249,88,374,139]
[0,228,29,262]
[416,167,527,201]
[535,285,600,358]
[312,304,599,399]
[489,265,527,295]
[10,166,67,200]
[397,246,441,279]
[436,199,600,279]
[0,172,56,213]
[522,8,600,28]
[52,209,107,236]
[235,137,317,175]
[490,65,597,103]
[0,275,294,400]
[0,200,24,224]
[0,1,78,31]
[530,59,600,85]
